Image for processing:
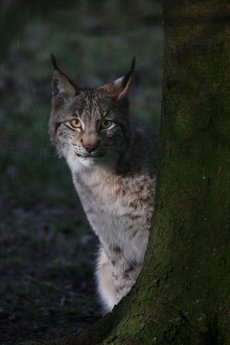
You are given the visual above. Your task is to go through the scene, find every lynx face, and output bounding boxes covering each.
[49,58,135,170]
[50,89,131,169]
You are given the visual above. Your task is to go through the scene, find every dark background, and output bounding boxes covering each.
[0,1,162,343]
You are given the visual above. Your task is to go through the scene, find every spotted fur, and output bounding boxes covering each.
[49,58,158,313]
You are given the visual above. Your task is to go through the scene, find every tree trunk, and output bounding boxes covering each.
[23,1,230,344]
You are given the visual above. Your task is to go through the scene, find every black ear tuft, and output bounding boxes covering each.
[122,56,136,89]
[130,56,136,73]
[51,53,58,70]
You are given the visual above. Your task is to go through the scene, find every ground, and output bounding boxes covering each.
[0,2,162,344]
[0,200,100,344]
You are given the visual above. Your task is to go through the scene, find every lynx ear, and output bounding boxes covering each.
[100,57,136,99]
[51,54,79,98]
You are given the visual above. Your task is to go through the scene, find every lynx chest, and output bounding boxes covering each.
[72,168,153,263]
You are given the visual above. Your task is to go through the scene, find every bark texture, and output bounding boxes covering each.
[22,1,230,344]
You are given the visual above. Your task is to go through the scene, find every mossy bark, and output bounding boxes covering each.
[22,1,230,344]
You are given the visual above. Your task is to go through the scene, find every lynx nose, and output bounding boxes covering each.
[81,137,100,153]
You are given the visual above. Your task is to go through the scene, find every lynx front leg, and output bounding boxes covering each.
[96,248,118,313]
[110,246,143,304]
[96,246,142,313]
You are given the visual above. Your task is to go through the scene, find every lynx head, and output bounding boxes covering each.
[49,56,135,171]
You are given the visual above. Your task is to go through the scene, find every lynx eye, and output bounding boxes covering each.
[101,119,112,129]
[69,119,82,129]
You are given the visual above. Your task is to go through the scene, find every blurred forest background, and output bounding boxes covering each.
[0,0,162,343]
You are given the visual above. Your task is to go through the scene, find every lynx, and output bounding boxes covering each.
[49,56,158,313]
